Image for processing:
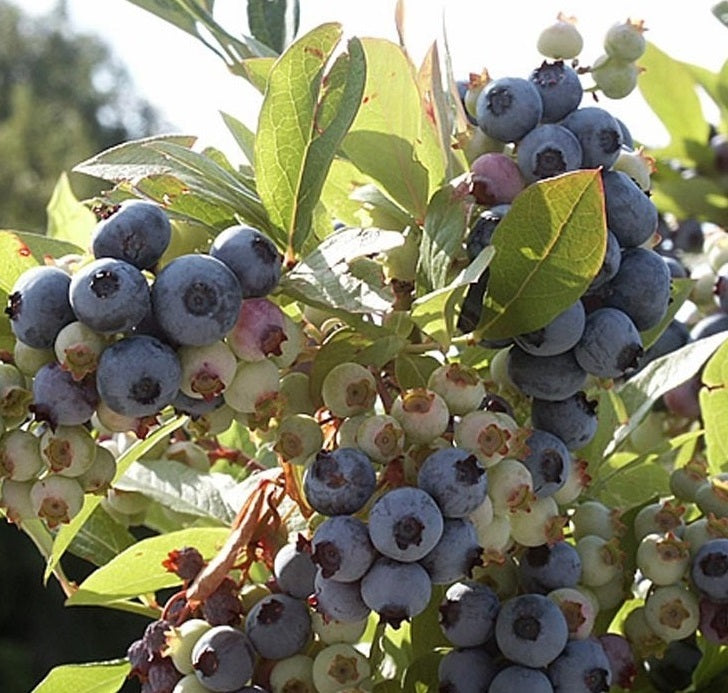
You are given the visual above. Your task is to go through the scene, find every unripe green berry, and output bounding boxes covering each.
[40,424,96,477]
[390,388,449,444]
[576,535,624,587]
[0,362,32,424]
[280,371,317,416]
[633,500,686,542]
[0,429,43,481]
[274,414,324,465]
[54,320,108,381]
[636,532,690,585]
[571,500,624,541]
[548,586,597,639]
[644,584,699,643]
[164,441,210,472]
[224,358,280,414]
[614,147,656,192]
[623,606,666,659]
[454,410,520,467]
[591,54,639,99]
[427,362,485,417]
[105,487,150,515]
[0,478,36,525]
[537,14,584,60]
[321,362,377,418]
[589,572,627,611]
[487,458,534,515]
[270,653,315,693]
[509,495,565,547]
[272,313,304,369]
[312,643,370,693]
[178,341,237,401]
[165,619,212,675]
[30,474,84,528]
[12,341,54,377]
[311,611,368,645]
[604,19,647,62]
[355,414,404,464]
[76,443,116,494]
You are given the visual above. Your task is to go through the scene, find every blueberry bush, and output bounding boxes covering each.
[2,1,728,691]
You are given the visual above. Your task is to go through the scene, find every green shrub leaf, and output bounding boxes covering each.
[66,527,230,605]
[255,24,366,256]
[31,659,130,693]
[701,339,728,471]
[46,172,97,248]
[475,169,606,340]
[247,0,299,54]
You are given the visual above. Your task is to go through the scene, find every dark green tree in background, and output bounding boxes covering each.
[0,0,161,231]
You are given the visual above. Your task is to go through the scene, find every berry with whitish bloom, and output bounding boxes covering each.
[312,571,370,623]
[507,346,587,402]
[552,457,591,506]
[427,362,485,417]
[274,414,323,466]
[604,18,647,61]
[310,611,368,645]
[476,77,543,143]
[245,593,311,660]
[390,388,450,445]
[622,605,667,660]
[537,13,584,60]
[472,512,513,565]
[495,593,569,668]
[487,457,535,515]
[489,665,553,693]
[0,429,43,481]
[518,541,582,595]
[368,486,444,562]
[12,340,54,377]
[40,424,96,478]
[152,253,243,347]
[269,654,315,693]
[223,358,280,414]
[571,500,625,542]
[598,633,638,690]
[548,586,598,639]
[530,393,598,451]
[321,362,377,418]
[209,224,282,298]
[691,538,728,602]
[530,60,583,123]
[438,647,498,693]
[420,517,483,584]
[91,199,171,269]
[335,414,368,449]
[576,535,625,587]
[520,429,571,499]
[355,414,404,464]
[31,361,99,427]
[312,643,371,693]
[178,341,237,401]
[360,556,432,627]
[562,107,623,169]
[0,479,36,525]
[454,410,521,467]
[311,515,377,582]
[69,257,151,334]
[439,580,500,648]
[468,152,525,205]
[591,54,640,99]
[516,123,583,183]
[191,624,255,691]
[6,266,76,349]
[303,448,376,516]
[279,371,316,416]
[514,299,586,357]
[644,584,700,642]
[601,170,658,248]
[96,335,181,418]
[547,638,612,693]
[273,537,317,599]
[227,297,287,362]
[54,321,109,381]
[509,495,566,547]
[586,230,621,295]
[633,499,686,542]
[271,312,304,369]
[696,475,728,519]
[417,447,488,518]
[636,532,691,586]
[30,474,84,528]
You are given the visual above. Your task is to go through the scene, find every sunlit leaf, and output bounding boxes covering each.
[475,170,606,340]
[701,338,728,471]
[247,0,299,53]
[31,659,130,693]
[46,172,96,249]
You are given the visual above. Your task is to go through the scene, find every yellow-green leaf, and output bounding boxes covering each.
[32,660,130,693]
[46,172,96,249]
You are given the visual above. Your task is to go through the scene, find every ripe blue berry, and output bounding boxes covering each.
[547,637,612,693]
[438,580,500,647]
[190,625,255,692]
[514,300,586,357]
[311,515,377,582]
[530,392,598,450]
[495,593,569,668]
[31,361,99,427]
[586,230,621,294]
[6,266,76,349]
[530,60,583,122]
[312,570,370,623]
[520,429,571,499]
[303,448,376,516]
[602,170,658,248]
[692,538,728,602]
[417,447,488,518]
[518,541,582,595]
[151,253,243,346]
[273,537,317,599]
[562,107,623,169]
[516,124,583,183]
[438,647,497,693]
[367,486,444,562]
[419,517,483,584]
[476,77,543,143]
[209,224,281,298]
[489,665,554,693]
[245,593,311,660]
[507,346,587,401]
[69,257,150,334]
[91,199,171,269]
[96,335,182,417]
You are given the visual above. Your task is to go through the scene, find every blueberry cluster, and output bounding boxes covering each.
[1,201,283,528]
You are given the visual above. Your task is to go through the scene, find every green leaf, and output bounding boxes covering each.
[402,653,442,693]
[66,527,230,606]
[220,111,256,165]
[73,134,198,182]
[46,172,97,248]
[638,42,711,166]
[232,57,277,92]
[411,246,494,349]
[418,183,468,291]
[650,169,728,227]
[610,332,728,455]
[255,25,366,255]
[45,415,187,582]
[247,0,299,53]
[713,1,728,28]
[410,583,449,658]
[341,38,447,221]
[68,505,137,568]
[693,637,728,690]
[280,227,402,314]
[596,456,671,511]
[0,231,40,292]
[701,339,728,471]
[31,659,130,693]
[113,460,236,524]
[475,170,606,340]
[394,354,441,390]
[353,335,407,369]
